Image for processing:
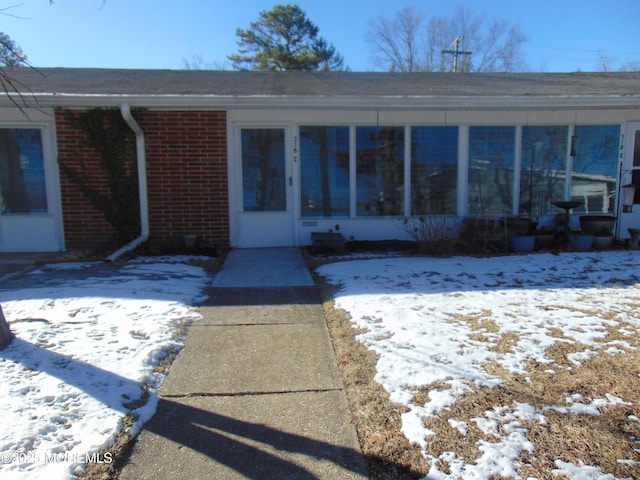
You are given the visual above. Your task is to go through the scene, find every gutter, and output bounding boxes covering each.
[9,92,640,111]
[105,104,149,262]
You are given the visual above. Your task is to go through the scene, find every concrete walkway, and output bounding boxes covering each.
[120,248,368,480]
[0,253,61,283]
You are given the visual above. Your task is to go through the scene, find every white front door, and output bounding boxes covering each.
[618,122,640,238]
[235,127,294,248]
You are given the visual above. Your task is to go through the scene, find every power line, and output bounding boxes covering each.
[526,43,640,57]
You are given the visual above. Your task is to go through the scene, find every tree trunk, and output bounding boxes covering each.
[0,304,13,349]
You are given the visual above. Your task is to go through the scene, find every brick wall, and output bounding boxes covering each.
[137,110,229,249]
[56,108,229,251]
[56,109,119,250]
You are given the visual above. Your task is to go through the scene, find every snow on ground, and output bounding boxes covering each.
[0,256,211,479]
[318,251,640,480]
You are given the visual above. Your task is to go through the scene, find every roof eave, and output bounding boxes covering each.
[4,92,640,111]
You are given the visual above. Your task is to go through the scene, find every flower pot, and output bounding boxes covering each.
[579,215,616,235]
[592,235,613,250]
[311,232,346,254]
[569,233,594,251]
[511,235,535,252]
[183,234,197,249]
[629,228,640,249]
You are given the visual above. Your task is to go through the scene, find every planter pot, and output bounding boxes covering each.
[569,233,594,251]
[511,235,535,252]
[579,215,616,235]
[592,235,613,250]
[183,234,197,249]
[311,232,346,254]
[629,228,640,249]
[534,233,554,250]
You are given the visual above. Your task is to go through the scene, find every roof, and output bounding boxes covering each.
[4,67,640,110]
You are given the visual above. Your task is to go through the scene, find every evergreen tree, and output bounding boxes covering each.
[229,4,345,71]
[0,32,27,66]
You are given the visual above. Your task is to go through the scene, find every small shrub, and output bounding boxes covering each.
[401,216,457,255]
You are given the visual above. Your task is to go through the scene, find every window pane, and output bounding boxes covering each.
[468,126,515,215]
[241,129,286,212]
[0,129,47,215]
[571,125,619,213]
[520,126,568,217]
[411,126,458,215]
[300,126,349,217]
[356,126,404,217]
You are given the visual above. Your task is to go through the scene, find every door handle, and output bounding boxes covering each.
[289,176,293,186]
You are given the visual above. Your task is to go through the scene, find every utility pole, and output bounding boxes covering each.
[441,36,472,72]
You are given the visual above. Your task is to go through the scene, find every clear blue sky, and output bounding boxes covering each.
[4,0,640,72]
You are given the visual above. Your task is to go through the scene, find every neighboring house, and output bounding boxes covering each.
[0,67,639,252]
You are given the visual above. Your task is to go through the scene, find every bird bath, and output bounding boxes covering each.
[552,201,583,239]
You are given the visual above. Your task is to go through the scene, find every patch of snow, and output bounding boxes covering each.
[0,257,211,479]
[547,393,631,416]
[553,460,617,479]
[448,419,468,436]
[318,250,640,480]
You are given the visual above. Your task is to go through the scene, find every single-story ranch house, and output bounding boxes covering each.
[1,67,639,253]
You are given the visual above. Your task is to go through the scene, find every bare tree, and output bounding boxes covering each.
[182,54,230,70]
[595,51,640,72]
[0,4,47,110]
[367,5,528,72]
[470,16,528,72]
[423,16,450,71]
[366,6,425,72]
[620,60,640,71]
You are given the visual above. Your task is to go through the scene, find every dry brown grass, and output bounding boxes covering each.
[75,414,137,479]
[316,279,430,479]
[312,257,640,479]
[414,344,640,478]
[448,310,499,333]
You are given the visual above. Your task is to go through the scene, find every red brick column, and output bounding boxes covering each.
[137,110,229,250]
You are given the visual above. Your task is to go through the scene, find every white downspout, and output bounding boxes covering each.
[105,104,149,262]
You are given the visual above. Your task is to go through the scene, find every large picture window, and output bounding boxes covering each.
[241,128,286,212]
[300,126,349,217]
[468,126,516,215]
[520,126,568,217]
[571,125,620,213]
[0,128,47,215]
[411,126,458,215]
[356,126,404,216]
